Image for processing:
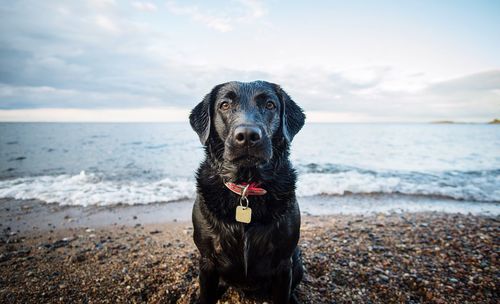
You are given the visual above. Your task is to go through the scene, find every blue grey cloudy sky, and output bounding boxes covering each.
[0,0,499,122]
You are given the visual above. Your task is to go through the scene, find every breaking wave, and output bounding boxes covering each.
[0,171,195,206]
[0,164,499,206]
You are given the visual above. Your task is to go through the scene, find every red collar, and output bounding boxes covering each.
[224,182,267,196]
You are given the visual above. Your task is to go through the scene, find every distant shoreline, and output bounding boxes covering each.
[431,118,500,124]
[0,120,499,124]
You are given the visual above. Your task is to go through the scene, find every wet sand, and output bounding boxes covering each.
[0,198,193,233]
[0,199,498,303]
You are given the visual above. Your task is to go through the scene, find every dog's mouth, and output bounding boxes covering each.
[229,154,268,166]
[223,138,273,167]
[224,146,272,167]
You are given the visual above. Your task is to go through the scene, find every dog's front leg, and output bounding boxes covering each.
[272,258,293,304]
[199,257,219,304]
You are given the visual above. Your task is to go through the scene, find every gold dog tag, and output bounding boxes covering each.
[235,206,252,223]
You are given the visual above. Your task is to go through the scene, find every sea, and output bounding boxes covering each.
[1,123,499,215]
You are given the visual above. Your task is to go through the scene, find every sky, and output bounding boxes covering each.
[0,0,499,122]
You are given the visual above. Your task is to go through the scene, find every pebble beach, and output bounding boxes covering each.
[1,200,498,303]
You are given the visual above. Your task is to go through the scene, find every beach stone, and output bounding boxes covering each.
[379,274,390,283]
[370,246,386,252]
[0,253,11,262]
[70,252,86,263]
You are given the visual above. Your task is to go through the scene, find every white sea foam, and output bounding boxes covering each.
[296,171,500,202]
[0,171,195,206]
[0,169,499,206]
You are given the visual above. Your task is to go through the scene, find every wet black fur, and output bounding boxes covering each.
[189,81,306,304]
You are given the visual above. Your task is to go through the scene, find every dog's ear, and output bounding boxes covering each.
[274,84,306,142]
[189,84,223,145]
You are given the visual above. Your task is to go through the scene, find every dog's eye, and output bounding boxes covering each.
[265,101,276,110]
[219,102,230,111]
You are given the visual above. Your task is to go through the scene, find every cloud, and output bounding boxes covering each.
[273,68,500,122]
[2,66,499,122]
[236,0,267,20]
[131,1,157,12]
[0,84,166,109]
[94,15,121,33]
[427,70,500,94]
[0,1,498,122]
[165,0,267,32]
[87,0,116,10]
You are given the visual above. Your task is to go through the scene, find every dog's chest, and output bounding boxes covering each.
[213,224,275,281]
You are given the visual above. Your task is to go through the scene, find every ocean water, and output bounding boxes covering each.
[0,123,499,212]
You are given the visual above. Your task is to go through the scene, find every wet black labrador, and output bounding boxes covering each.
[189,81,305,304]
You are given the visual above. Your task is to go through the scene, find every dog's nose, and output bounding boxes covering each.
[234,125,262,146]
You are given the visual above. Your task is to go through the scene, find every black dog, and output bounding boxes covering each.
[189,81,305,304]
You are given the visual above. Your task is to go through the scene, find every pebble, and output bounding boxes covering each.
[70,253,86,263]
[379,274,390,282]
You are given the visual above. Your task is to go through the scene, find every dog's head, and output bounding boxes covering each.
[190,81,305,168]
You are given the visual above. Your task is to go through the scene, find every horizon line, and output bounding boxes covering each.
[0,108,495,124]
